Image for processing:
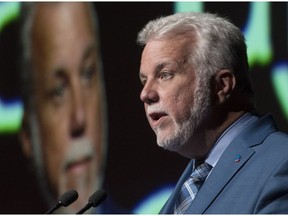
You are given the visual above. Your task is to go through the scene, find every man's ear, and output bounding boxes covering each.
[214,69,236,104]
[20,111,33,159]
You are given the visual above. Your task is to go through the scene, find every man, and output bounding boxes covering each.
[137,12,288,214]
[20,3,107,213]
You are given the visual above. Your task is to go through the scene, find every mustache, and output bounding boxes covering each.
[147,104,168,115]
[62,138,94,170]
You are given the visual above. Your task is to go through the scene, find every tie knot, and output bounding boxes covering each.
[190,162,212,181]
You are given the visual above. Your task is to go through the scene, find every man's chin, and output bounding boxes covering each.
[156,128,191,152]
[157,136,182,152]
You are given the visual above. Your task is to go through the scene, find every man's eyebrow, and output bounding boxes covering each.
[82,44,97,61]
[139,61,173,80]
[53,67,67,80]
[155,61,171,71]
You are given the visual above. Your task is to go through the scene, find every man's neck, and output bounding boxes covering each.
[178,110,248,160]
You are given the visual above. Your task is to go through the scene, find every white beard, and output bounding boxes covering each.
[156,81,212,152]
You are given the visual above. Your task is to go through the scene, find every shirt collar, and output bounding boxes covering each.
[205,112,259,168]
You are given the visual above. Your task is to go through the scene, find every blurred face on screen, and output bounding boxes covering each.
[21,3,106,213]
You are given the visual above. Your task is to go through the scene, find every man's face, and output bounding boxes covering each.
[139,38,212,155]
[27,3,105,212]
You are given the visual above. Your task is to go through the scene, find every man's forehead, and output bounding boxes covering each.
[140,39,191,70]
[32,3,94,34]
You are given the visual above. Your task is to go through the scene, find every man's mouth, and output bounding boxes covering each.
[149,112,168,124]
[62,138,94,175]
[65,155,92,174]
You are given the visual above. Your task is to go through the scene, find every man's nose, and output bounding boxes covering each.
[140,81,159,105]
[70,90,86,137]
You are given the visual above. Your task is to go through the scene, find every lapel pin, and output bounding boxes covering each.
[234,154,241,163]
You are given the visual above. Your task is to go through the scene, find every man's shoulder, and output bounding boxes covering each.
[262,130,288,151]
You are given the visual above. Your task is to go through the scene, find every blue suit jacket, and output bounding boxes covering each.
[160,114,288,214]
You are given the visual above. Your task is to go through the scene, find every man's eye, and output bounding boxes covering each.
[140,78,147,86]
[160,72,172,80]
[83,67,94,79]
[52,84,66,97]
[82,66,96,85]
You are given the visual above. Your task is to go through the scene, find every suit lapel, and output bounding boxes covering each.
[186,115,277,213]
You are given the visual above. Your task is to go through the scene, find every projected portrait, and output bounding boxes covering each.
[19,2,107,213]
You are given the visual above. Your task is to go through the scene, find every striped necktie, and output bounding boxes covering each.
[174,162,212,214]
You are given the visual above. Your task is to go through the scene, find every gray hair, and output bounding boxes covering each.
[137,12,253,99]
[20,2,36,111]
